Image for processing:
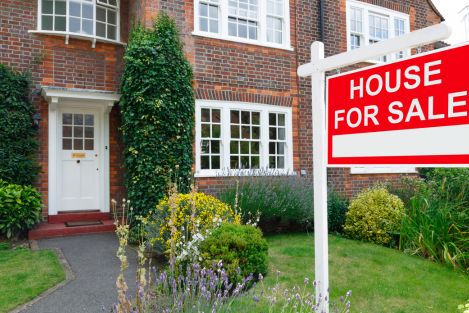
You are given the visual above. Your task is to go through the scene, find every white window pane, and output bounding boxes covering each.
[274,30,282,44]
[70,2,81,17]
[82,19,93,34]
[239,22,247,38]
[96,22,106,37]
[209,20,218,33]
[200,3,208,17]
[42,15,53,30]
[55,16,66,31]
[42,0,53,14]
[97,7,106,22]
[200,17,208,31]
[83,4,93,19]
[228,20,237,36]
[209,5,218,18]
[56,1,66,15]
[69,17,80,32]
[107,10,117,25]
[107,25,116,39]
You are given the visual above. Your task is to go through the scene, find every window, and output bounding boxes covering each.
[62,113,95,151]
[194,0,291,49]
[199,0,220,33]
[38,0,120,42]
[346,0,409,62]
[195,101,293,176]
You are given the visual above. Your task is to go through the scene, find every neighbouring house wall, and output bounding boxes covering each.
[0,0,129,217]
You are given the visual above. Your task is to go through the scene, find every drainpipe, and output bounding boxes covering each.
[319,0,325,43]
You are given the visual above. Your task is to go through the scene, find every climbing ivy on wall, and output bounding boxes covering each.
[0,64,40,185]
[120,13,195,218]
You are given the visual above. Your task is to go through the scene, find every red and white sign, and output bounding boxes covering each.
[327,43,469,166]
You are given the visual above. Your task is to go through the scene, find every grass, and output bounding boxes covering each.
[0,248,65,313]
[230,233,469,313]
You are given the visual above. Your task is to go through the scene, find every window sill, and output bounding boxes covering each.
[350,167,417,175]
[192,31,294,51]
[194,169,297,178]
[28,30,126,48]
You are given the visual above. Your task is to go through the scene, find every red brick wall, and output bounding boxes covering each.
[1,0,129,216]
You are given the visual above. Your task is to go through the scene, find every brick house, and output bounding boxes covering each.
[0,0,442,237]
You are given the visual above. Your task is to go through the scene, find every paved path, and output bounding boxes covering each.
[22,233,138,313]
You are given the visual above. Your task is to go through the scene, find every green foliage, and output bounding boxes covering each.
[328,190,349,233]
[220,177,349,234]
[219,176,314,233]
[0,181,42,238]
[0,64,40,185]
[120,13,194,218]
[422,168,469,204]
[200,223,268,284]
[344,187,404,246]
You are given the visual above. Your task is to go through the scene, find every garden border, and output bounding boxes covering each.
[10,242,75,313]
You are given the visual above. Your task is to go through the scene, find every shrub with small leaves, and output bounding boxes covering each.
[0,64,40,185]
[199,223,268,285]
[0,180,42,238]
[344,187,404,246]
[120,13,194,220]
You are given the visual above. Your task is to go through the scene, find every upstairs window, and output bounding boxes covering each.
[194,0,291,49]
[39,0,120,41]
[346,0,409,62]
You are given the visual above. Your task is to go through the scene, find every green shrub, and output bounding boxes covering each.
[344,187,404,246]
[199,223,268,284]
[400,192,468,272]
[0,64,40,186]
[120,13,194,219]
[328,190,348,233]
[0,181,42,238]
[421,168,469,205]
[219,176,314,233]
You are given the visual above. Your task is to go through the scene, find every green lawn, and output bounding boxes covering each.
[0,249,65,313]
[231,233,469,313]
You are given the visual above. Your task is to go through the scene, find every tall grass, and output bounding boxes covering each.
[398,174,469,273]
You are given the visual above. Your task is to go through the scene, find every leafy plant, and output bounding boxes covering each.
[399,192,468,272]
[0,64,40,185]
[219,176,314,233]
[199,223,268,285]
[344,187,404,246]
[120,13,194,219]
[0,181,42,238]
[145,189,240,259]
[328,190,349,233]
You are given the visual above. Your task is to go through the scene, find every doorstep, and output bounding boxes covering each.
[29,211,115,240]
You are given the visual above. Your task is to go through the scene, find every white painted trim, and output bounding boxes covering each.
[44,88,118,215]
[33,0,122,47]
[346,0,411,63]
[350,167,417,174]
[193,0,292,50]
[195,100,294,177]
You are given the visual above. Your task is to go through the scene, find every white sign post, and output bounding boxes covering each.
[297,23,452,312]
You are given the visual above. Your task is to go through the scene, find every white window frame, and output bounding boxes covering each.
[346,0,410,63]
[193,0,292,51]
[195,100,294,177]
[346,0,415,174]
[31,0,123,47]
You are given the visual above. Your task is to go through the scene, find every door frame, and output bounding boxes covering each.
[42,88,120,216]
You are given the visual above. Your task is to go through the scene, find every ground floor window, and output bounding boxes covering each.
[195,100,293,176]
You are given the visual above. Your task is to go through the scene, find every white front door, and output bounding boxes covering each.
[58,110,101,211]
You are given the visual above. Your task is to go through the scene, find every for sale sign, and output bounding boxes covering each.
[327,43,469,166]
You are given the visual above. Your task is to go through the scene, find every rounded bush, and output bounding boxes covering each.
[146,192,240,254]
[344,187,404,246]
[0,181,42,238]
[199,223,268,284]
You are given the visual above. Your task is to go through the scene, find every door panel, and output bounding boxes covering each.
[59,111,100,211]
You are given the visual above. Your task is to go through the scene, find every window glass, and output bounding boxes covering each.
[199,1,219,33]
[200,108,222,170]
[268,113,286,169]
[62,113,94,151]
[40,0,119,41]
[230,110,260,169]
[228,0,258,40]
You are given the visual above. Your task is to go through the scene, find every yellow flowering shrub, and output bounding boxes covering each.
[344,187,404,246]
[145,191,240,259]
